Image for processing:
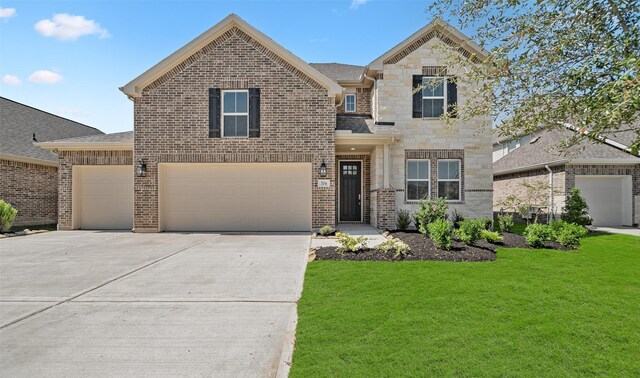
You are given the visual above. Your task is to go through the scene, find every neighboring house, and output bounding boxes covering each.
[493,128,640,227]
[37,14,493,232]
[0,97,103,226]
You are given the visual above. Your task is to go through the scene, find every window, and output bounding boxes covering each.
[437,160,461,201]
[422,77,446,118]
[345,94,356,113]
[406,159,430,201]
[222,90,248,137]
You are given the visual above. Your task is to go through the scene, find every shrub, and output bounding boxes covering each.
[377,239,411,259]
[550,221,588,248]
[396,209,412,231]
[427,219,452,250]
[561,188,591,226]
[449,209,465,228]
[335,232,368,253]
[480,229,504,243]
[319,225,333,236]
[414,197,448,235]
[0,200,18,232]
[496,213,514,233]
[454,218,485,245]
[524,223,551,248]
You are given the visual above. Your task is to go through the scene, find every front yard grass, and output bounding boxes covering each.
[291,233,640,377]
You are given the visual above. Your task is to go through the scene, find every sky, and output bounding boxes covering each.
[0,0,473,134]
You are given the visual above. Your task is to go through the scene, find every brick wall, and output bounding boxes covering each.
[336,87,371,115]
[374,188,396,230]
[0,159,58,226]
[57,151,133,230]
[336,154,370,224]
[134,27,336,231]
[493,166,567,217]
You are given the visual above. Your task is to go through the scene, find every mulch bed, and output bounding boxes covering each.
[313,230,570,263]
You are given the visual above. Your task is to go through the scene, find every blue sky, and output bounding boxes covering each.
[0,0,471,133]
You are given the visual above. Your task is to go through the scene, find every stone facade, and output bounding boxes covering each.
[336,154,370,224]
[57,150,133,230]
[373,38,493,221]
[133,27,336,231]
[0,159,58,226]
[336,87,371,115]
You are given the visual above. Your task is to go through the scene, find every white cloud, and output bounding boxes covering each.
[0,7,16,19]
[350,0,368,9]
[35,13,110,41]
[2,74,21,85]
[28,70,63,84]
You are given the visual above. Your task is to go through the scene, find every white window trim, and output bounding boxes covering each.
[421,77,447,119]
[437,159,461,202]
[221,89,249,138]
[345,93,357,113]
[406,159,430,202]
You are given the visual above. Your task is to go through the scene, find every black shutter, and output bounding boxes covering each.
[447,77,457,118]
[412,75,423,118]
[248,88,260,138]
[209,88,221,138]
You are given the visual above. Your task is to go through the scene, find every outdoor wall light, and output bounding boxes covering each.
[135,159,147,177]
[319,159,327,177]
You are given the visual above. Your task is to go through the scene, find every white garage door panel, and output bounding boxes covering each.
[161,163,311,231]
[575,176,632,227]
[74,166,134,230]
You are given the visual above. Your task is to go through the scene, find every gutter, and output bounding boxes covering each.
[493,159,569,176]
[35,142,134,151]
[563,122,637,156]
[0,153,58,167]
[545,165,554,224]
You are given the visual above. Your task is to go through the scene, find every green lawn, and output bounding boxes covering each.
[291,233,640,377]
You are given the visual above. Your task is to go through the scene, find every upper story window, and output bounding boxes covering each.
[406,159,430,201]
[422,77,446,118]
[437,159,461,201]
[345,94,356,113]
[222,90,248,138]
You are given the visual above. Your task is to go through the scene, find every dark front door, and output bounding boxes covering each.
[340,161,362,222]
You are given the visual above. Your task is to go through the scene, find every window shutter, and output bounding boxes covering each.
[248,88,260,138]
[412,75,423,118]
[447,78,457,118]
[208,88,221,138]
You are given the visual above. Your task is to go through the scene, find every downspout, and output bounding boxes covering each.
[545,165,554,224]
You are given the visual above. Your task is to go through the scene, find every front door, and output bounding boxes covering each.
[339,161,362,222]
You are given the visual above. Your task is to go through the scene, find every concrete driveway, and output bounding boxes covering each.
[0,231,310,377]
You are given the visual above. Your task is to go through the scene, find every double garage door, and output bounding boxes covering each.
[574,175,633,227]
[72,163,312,231]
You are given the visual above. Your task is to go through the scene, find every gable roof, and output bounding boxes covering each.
[369,18,488,70]
[36,131,133,151]
[121,14,342,99]
[493,128,640,175]
[0,97,103,165]
[310,63,365,83]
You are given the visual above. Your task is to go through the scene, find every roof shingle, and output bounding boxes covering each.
[309,63,364,82]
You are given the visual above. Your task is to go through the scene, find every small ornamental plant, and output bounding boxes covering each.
[481,229,504,243]
[561,189,591,226]
[414,197,448,236]
[319,225,333,236]
[377,239,411,259]
[524,223,552,248]
[454,218,485,245]
[396,209,412,231]
[550,220,588,248]
[0,200,18,232]
[427,219,452,250]
[496,213,514,233]
[335,232,368,253]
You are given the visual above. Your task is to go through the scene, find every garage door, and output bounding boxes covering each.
[574,175,632,227]
[73,166,134,230]
[159,163,312,231]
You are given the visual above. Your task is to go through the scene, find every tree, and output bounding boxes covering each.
[561,188,592,225]
[429,0,640,154]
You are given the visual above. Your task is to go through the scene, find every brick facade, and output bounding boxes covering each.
[336,154,370,224]
[0,159,58,226]
[57,150,133,230]
[373,188,396,229]
[336,87,371,115]
[133,27,336,231]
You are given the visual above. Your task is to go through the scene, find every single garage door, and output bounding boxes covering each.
[574,175,633,227]
[159,163,312,231]
[73,165,134,230]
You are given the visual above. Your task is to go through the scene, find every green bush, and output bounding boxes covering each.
[335,232,368,253]
[496,213,514,233]
[561,188,591,225]
[524,223,552,248]
[550,220,588,248]
[396,209,412,231]
[319,225,333,236]
[449,209,465,228]
[454,218,485,245]
[377,239,411,259]
[481,229,504,243]
[0,200,18,232]
[414,197,448,235]
[427,219,452,250]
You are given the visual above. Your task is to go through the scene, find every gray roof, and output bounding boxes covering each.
[0,97,103,162]
[336,115,373,133]
[45,131,133,144]
[603,129,639,149]
[310,63,364,82]
[494,128,640,174]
